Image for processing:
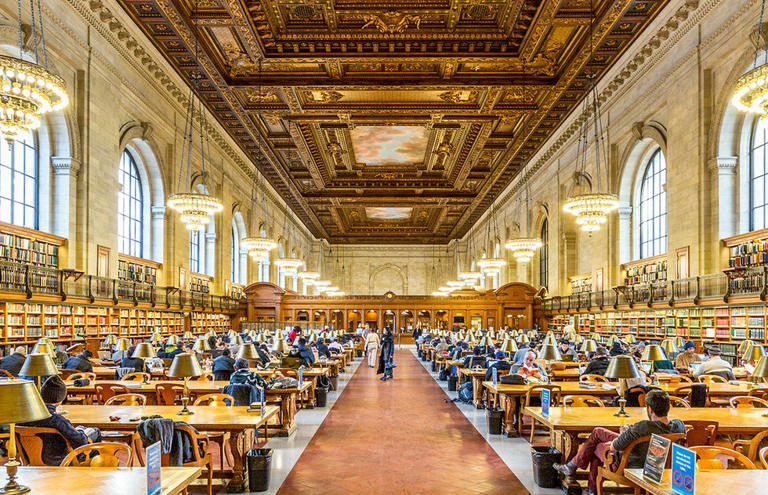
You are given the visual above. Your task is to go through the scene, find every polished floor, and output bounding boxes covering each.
[276,347,529,494]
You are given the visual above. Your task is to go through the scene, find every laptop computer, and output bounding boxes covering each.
[689,362,703,374]
[281,356,301,369]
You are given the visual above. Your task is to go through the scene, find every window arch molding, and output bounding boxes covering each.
[617,121,668,264]
[231,209,247,285]
[118,122,165,262]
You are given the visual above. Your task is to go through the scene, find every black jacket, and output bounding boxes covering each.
[0,352,26,376]
[120,357,145,373]
[213,355,235,372]
[582,356,611,376]
[296,345,315,366]
[61,355,93,373]
[159,348,184,359]
[376,334,394,374]
[484,360,512,381]
[315,341,331,358]
[22,404,90,465]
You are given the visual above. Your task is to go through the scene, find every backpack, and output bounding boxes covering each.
[230,369,268,389]
[438,368,448,381]
[316,375,331,389]
[456,381,473,403]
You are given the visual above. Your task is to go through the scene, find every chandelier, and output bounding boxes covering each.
[733,0,768,116]
[0,0,69,139]
[298,271,320,285]
[248,248,270,260]
[241,237,278,252]
[167,3,222,230]
[505,186,542,262]
[563,193,619,232]
[477,258,506,276]
[314,280,332,289]
[275,258,303,276]
[458,271,481,281]
[446,280,464,288]
[432,290,449,297]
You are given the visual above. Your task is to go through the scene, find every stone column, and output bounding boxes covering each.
[51,156,81,239]
[205,232,216,277]
[239,248,248,285]
[711,157,738,239]
[618,206,632,266]
[151,206,165,262]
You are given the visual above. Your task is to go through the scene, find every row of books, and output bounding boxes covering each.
[623,260,668,286]
[0,232,60,268]
[117,259,157,284]
[729,239,768,268]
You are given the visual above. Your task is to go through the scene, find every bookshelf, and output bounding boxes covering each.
[190,273,212,294]
[117,254,160,285]
[622,254,668,286]
[190,313,231,334]
[0,221,66,268]
[569,274,593,295]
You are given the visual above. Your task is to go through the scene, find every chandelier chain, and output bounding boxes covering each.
[35,0,46,67]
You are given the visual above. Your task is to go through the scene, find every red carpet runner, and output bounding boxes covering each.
[277,348,529,494]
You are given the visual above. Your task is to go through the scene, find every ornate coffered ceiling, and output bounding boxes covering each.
[117,0,669,244]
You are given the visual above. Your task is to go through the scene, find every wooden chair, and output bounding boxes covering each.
[579,374,610,383]
[59,442,132,467]
[94,383,130,404]
[698,374,728,385]
[549,362,567,371]
[155,383,184,405]
[135,425,213,495]
[668,396,690,408]
[627,386,649,406]
[520,384,562,442]
[193,394,235,471]
[120,372,150,382]
[105,393,147,406]
[729,396,768,408]
[684,420,718,447]
[760,446,768,469]
[690,446,757,469]
[58,369,80,380]
[733,430,768,462]
[62,372,96,383]
[0,369,15,378]
[190,372,214,382]
[15,426,73,466]
[562,395,605,407]
[596,433,685,495]
[749,387,768,400]
[671,384,708,407]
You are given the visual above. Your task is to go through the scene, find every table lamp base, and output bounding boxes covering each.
[1,461,30,495]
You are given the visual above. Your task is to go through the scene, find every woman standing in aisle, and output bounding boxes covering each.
[364,328,380,368]
[377,326,395,381]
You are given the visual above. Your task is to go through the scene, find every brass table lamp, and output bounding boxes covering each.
[232,335,244,346]
[132,343,156,383]
[641,344,668,375]
[661,339,676,358]
[183,330,195,340]
[751,356,768,413]
[115,338,130,352]
[150,332,163,344]
[272,337,287,356]
[102,334,118,347]
[167,353,202,415]
[605,355,642,417]
[738,340,753,356]
[19,353,58,389]
[539,344,562,383]
[0,379,51,494]
[500,338,518,354]
[580,339,597,354]
[237,343,258,360]
[31,341,54,357]
[167,335,180,346]
[518,334,531,345]
[193,338,211,353]
[744,344,765,369]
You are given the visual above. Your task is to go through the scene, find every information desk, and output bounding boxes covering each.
[62,405,278,492]
[12,466,201,495]
[624,468,768,495]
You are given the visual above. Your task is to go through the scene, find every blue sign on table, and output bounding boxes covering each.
[298,366,303,386]
[450,364,457,376]
[492,367,498,387]
[146,441,162,495]
[541,388,551,416]
[670,443,695,495]
[260,387,265,415]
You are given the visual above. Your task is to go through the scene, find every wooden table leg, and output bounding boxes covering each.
[226,430,246,493]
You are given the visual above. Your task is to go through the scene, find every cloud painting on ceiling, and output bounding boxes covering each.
[351,125,428,166]
[365,207,413,220]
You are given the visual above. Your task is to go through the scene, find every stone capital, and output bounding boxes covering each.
[709,156,738,175]
[205,232,217,242]
[150,205,165,219]
[51,156,81,176]
[618,206,633,219]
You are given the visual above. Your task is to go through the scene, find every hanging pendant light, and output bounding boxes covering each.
[563,3,618,232]
[241,171,278,255]
[167,0,222,230]
[477,258,506,276]
[505,186,542,262]
[733,0,768,116]
[298,271,320,284]
[0,0,69,139]
[275,258,303,276]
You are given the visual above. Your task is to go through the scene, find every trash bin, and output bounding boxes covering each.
[356,349,363,358]
[247,448,273,492]
[315,387,328,407]
[531,447,561,488]
[487,408,503,435]
[447,375,457,391]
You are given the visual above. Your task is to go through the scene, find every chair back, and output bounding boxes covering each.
[730,396,768,408]
[58,369,80,380]
[105,393,147,406]
[193,393,234,406]
[580,374,610,383]
[562,395,605,407]
[668,396,690,408]
[155,383,184,405]
[94,383,129,404]
[190,372,214,382]
[684,420,718,447]
[690,446,757,469]
[672,384,709,407]
[0,369,15,378]
[524,384,562,407]
[15,426,72,466]
[120,372,150,382]
[59,442,132,467]
[612,433,686,474]
[549,362,566,371]
[698,374,728,384]
[760,446,768,469]
[749,387,768,400]
[64,372,95,383]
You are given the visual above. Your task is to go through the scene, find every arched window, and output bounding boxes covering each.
[189,230,201,273]
[638,149,667,258]
[231,221,239,283]
[117,150,144,257]
[0,131,38,229]
[539,219,549,289]
[751,118,768,230]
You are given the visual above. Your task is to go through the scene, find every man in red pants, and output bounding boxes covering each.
[553,390,685,495]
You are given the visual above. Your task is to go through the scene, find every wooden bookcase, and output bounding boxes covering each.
[117,254,160,285]
[569,274,593,295]
[189,273,212,294]
[621,254,668,286]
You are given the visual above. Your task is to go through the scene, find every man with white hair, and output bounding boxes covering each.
[0,346,27,376]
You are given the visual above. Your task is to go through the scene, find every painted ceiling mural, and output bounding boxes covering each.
[116,0,670,243]
[365,207,414,221]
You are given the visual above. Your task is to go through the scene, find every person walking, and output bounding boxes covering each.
[364,329,380,367]
[377,326,395,381]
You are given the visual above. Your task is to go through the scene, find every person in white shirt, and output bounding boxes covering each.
[693,347,732,378]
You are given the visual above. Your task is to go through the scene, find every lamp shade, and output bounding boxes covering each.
[625,334,636,344]
[518,334,530,345]
[272,338,287,353]
[477,335,494,348]
[539,344,562,361]
[102,334,118,346]
[604,355,642,380]
[183,331,195,340]
[150,332,163,344]
[673,336,685,348]
[580,339,598,353]
[255,333,266,344]
[132,342,156,359]
[752,355,768,379]
[744,344,765,363]
[0,379,51,424]
[32,342,55,356]
[500,338,518,353]
[193,338,211,352]
[661,339,676,355]
[542,334,557,346]
[167,335,180,346]
[606,335,618,346]
[738,340,754,355]
[237,343,258,360]
[167,353,203,379]
[19,353,58,378]
[641,344,667,362]
[115,338,131,352]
